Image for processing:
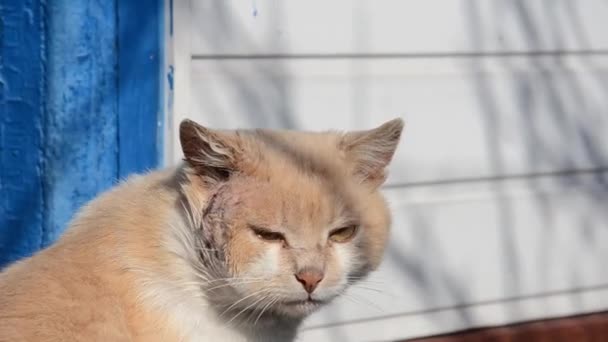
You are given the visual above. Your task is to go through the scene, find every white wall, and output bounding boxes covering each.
[169,1,608,340]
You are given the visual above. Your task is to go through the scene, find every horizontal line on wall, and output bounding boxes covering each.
[383,167,608,190]
[192,50,608,60]
[302,282,608,331]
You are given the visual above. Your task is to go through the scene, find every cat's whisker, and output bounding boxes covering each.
[252,295,281,326]
[350,285,397,299]
[350,284,386,293]
[345,276,385,285]
[339,293,362,306]
[347,279,385,286]
[238,288,289,327]
[251,293,284,326]
[243,293,273,326]
[173,280,210,289]
[226,291,273,325]
[200,276,266,285]
[205,280,267,292]
[339,293,385,314]
[194,246,220,252]
[218,288,271,319]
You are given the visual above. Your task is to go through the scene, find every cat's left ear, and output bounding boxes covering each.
[179,119,240,182]
[340,118,404,187]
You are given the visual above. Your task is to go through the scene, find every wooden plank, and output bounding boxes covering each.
[185,56,608,185]
[188,0,608,56]
[300,171,608,341]
[118,0,164,175]
[43,1,120,245]
[0,1,45,267]
[405,311,608,342]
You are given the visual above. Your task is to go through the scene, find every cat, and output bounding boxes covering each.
[0,118,403,342]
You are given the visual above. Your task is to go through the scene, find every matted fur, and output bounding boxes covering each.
[0,119,403,342]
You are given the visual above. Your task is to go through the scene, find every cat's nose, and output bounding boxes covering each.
[294,271,324,293]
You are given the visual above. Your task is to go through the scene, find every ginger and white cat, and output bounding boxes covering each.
[0,118,403,342]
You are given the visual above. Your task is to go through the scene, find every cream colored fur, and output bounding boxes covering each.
[0,119,403,342]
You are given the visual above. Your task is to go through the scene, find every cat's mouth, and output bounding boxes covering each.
[282,297,325,306]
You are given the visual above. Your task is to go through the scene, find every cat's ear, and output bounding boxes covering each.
[179,119,239,181]
[340,118,404,187]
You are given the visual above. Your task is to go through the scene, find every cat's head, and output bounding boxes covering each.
[178,119,403,320]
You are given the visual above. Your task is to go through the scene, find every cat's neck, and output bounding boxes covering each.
[138,255,302,342]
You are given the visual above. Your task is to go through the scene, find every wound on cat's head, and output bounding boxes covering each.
[178,118,403,319]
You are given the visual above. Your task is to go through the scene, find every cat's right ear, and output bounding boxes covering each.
[179,119,238,181]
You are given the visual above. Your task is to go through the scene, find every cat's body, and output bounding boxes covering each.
[0,170,295,342]
[0,119,403,342]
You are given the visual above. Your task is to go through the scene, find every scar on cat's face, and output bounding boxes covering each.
[179,119,403,318]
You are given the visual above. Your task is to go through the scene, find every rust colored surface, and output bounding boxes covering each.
[404,312,608,342]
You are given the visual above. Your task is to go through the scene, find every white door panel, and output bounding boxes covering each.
[301,171,608,341]
[190,0,608,55]
[187,57,608,185]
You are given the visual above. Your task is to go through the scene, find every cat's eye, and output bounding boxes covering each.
[329,225,358,243]
[250,226,285,243]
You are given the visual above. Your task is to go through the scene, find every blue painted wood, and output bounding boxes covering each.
[118,0,164,177]
[0,0,164,268]
[43,1,119,246]
[0,1,46,267]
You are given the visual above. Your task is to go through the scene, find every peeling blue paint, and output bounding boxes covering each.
[167,65,174,125]
[44,1,119,245]
[0,0,164,268]
[167,65,175,91]
[0,2,46,266]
